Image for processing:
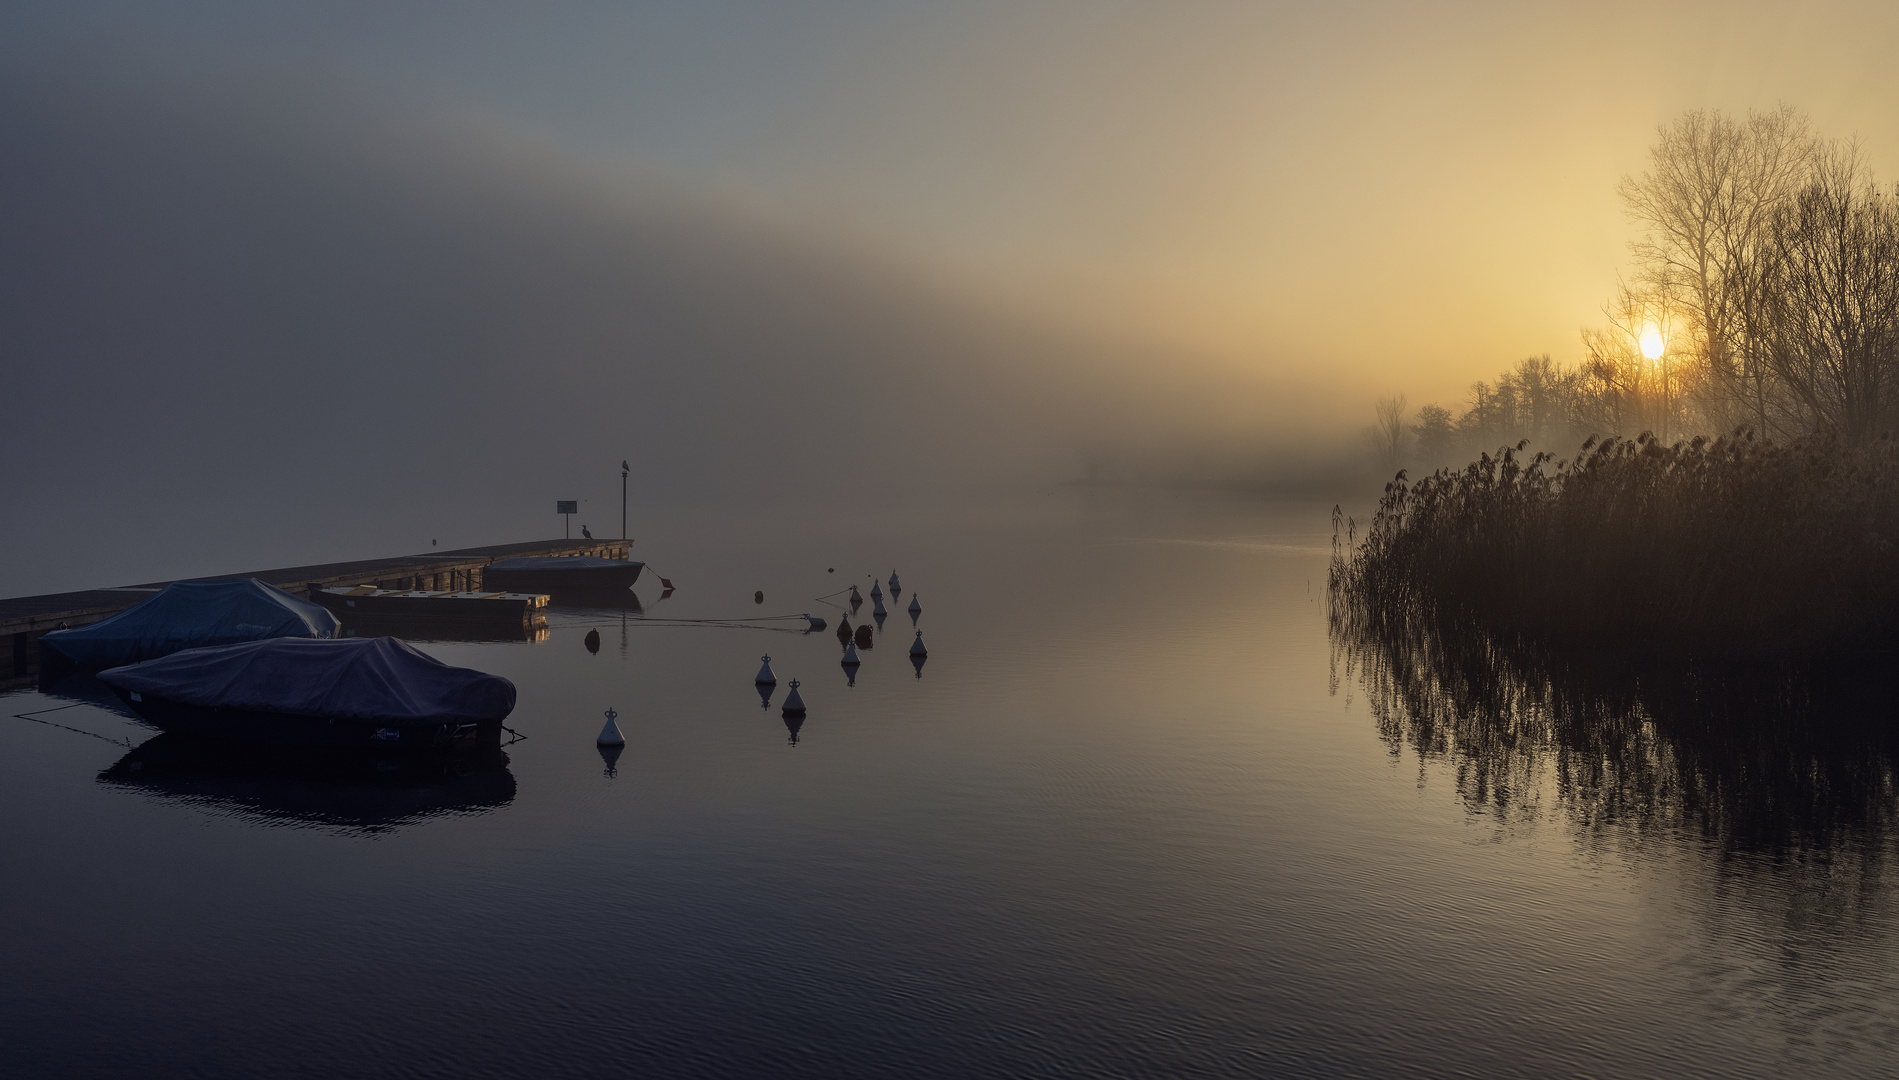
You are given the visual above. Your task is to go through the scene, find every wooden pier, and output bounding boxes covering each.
[0,538,630,685]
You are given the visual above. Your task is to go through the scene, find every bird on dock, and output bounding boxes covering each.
[582,526,594,540]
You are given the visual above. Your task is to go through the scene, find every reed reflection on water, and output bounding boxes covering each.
[1330,599,1899,851]
[1330,589,1899,1015]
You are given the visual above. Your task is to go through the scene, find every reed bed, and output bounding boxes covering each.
[1331,430,1899,660]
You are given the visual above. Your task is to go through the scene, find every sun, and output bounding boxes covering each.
[1639,325,1666,360]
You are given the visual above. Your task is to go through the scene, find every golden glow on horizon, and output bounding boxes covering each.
[1640,325,1666,361]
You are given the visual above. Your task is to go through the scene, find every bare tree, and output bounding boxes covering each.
[1370,393,1407,475]
[1580,280,1684,440]
[1619,106,1813,432]
[1749,145,1899,439]
[1411,404,1456,466]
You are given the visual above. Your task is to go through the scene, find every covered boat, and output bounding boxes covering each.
[39,578,339,672]
[98,637,517,749]
[481,555,644,595]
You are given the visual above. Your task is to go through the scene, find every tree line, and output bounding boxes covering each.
[1374,106,1899,473]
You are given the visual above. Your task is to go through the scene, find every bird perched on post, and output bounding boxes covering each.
[582,526,594,540]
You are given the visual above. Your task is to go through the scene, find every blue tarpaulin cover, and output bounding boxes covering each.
[97,637,516,723]
[40,578,340,669]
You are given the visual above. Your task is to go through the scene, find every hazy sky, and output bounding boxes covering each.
[5,1,1898,592]
[13,1,1899,391]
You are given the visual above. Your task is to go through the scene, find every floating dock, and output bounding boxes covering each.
[0,539,629,686]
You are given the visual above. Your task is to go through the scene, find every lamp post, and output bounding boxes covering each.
[621,459,630,543]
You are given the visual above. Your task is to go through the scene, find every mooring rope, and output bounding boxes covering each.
[10,703,135,748]
[544,612,817,634]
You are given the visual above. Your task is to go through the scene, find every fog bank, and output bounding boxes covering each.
[0,68,1355,596]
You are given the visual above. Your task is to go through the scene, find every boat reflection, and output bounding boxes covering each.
[97,734,516,834]
[1330,602,1899,854]
[546,591,645,614]
[338,617,550,644]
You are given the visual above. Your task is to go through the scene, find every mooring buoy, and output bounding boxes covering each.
[908,594,921,615]
[910,631,928,657]
[803,614,826,631]
[871,580,883,600]
[842,641,860,666]
[756,655,777,685]
[597,707,626,746]
[782,679,806,715]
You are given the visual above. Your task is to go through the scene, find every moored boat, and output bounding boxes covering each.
[310,585,548,626]
[98,637,517,750]
[38,578,340,673]
[481,555,644,595]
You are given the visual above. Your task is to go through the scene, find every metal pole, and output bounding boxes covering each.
[621,460,630,542]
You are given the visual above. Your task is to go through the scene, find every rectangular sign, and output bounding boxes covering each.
[556,500,577,515]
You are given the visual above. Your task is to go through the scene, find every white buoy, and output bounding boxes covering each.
[841,641,860,666]
[871,580,883,599]
[782,679,806,715]
[889,570,900,592]
[755,655,777,685]
[872,596,887,616]
[597,707,626,746]
[802,614,826,630]
[910,630,928,657]
[907,594,921,615]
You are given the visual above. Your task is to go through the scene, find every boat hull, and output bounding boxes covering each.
[310,589,547,623]
[110,687,502,750]
[482,563,643,595]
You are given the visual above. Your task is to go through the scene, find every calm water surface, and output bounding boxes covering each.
[4,492,1897,1078]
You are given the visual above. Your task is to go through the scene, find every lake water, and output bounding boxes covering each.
[4,491,1898,1078]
